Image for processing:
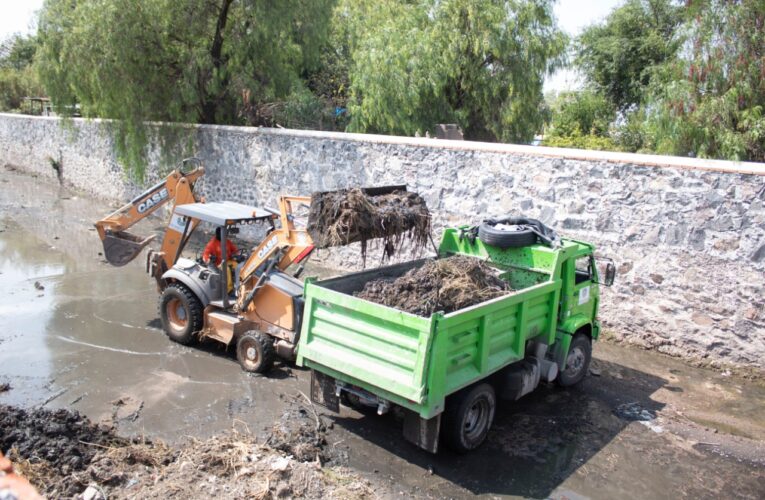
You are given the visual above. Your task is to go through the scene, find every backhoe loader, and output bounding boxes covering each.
[95,158,409,373]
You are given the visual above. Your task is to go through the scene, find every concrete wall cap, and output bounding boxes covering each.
[2,113,763,176]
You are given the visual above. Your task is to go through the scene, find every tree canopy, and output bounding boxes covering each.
[340,0,567,142]
[36,0,335,175]
[642,0,765,161]
[17,0,765,164]
[0,35,43,112]
[576,0,683,111]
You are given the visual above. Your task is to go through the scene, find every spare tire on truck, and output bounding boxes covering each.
[478,216,557,248]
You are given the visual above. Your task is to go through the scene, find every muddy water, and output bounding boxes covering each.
[1,167,764,499]
[0,169,321,440]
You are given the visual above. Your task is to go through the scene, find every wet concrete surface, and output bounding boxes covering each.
[1,166,764,499]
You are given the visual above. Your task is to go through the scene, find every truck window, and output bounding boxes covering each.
[574,256,592,285]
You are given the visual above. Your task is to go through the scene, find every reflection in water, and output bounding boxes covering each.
[0,225,61,405]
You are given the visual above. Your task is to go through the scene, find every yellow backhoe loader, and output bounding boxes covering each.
[95,158,406,373]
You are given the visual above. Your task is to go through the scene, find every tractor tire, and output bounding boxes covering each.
[159,283,203,345]
[236,331,275,373]
[442,383,496,453]
[478,221,537,248]
[557,334,592,387]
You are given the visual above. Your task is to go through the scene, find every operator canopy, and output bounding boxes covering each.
[174,201,278,226]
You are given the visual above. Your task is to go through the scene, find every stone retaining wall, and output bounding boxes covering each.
[1,113,763,371]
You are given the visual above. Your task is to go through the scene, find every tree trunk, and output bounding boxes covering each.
[199,0,233,124]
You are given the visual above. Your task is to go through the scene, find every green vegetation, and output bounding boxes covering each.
[0,35,44,112]
[36,0,335,176]
[553,0,764,162]
[338,0,567,142]
[0,0,761,171]
[543,90,620,150]
[575,0,683,111]
[640,0,765,162]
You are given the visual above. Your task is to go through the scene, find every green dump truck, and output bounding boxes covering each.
[296,221,614,453]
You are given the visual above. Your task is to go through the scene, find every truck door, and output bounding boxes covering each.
[569,254,597,321]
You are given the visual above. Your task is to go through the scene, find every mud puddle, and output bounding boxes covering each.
[1,167,764,499]
[0,169,333,444]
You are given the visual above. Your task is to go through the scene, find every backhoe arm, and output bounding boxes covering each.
[239,196,314,287]
[95,165,204,267]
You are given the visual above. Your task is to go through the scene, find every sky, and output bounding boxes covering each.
[0,0,622,92]
[0,0,43,40]
[547,0,624,92]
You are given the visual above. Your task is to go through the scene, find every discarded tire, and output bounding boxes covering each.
[478,216,558,248]
[159,283,203,345]
[478,221,537,248]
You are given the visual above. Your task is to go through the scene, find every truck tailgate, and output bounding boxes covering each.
[297,281,434,404]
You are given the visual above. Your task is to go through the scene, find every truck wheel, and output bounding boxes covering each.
[478,221,537,248]
[159,283,203,345]
[443,383,496,453]
[557,334,592,387]
[236,331,275,373]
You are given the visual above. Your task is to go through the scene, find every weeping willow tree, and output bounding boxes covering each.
[642,0,765,162]
[36,0,334,178]
[336,0,567,143]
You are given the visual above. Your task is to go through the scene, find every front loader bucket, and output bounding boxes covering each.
[102,231,155,267]
[306,184,431,261]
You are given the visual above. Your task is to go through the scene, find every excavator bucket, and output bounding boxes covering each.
[102,231,155,267]
[306,184,431,261]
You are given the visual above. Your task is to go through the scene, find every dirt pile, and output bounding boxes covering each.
[0,405,124,477]
[307,188,430,262]
[1,398,374,499]
[355,255,512,316]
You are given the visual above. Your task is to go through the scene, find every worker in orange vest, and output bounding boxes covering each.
[203,227,238,293]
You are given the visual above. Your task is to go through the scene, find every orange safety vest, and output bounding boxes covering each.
[202,238,238,266]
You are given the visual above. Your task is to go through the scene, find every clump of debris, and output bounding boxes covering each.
[0,398,375,499]
[0,404,128,497]
[355,255,512,316]
[307,187,431,263]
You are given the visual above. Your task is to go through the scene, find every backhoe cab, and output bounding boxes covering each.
[158,196,315,373]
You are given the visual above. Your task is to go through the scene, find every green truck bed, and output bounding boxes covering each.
[296,230,571,419]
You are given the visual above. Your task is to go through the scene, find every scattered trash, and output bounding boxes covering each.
[589,366,602,377]
[33,281,44,291]
[81,484,106,500]
[356,256,511,316]
[614,402,657,421]
[270,455,292,471]
[639,421,664,433]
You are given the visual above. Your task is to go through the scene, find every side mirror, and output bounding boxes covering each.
[604,262,616,287]
[593,256,615,287]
